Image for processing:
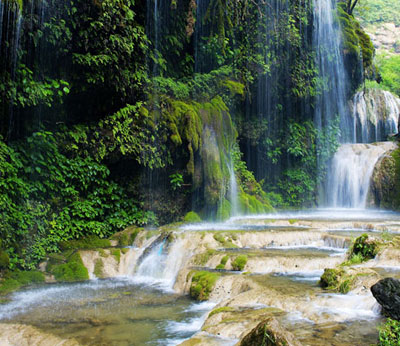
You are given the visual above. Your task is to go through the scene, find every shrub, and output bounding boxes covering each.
[379,318,400,345]
[231,255,248,271]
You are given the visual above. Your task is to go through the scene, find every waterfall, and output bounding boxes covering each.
[134,237,187,290]
[351,90,399,143]
[228,159,239,217]
[313,0,350,144]
[325,142,396,208]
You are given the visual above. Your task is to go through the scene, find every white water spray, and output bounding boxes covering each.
[325,142,397,208]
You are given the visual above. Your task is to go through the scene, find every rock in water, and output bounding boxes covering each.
[238,317,302,346]
[371,278,400,320]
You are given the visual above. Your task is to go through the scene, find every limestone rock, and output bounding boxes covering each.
[371,278,400,320]
[238,317,302,346]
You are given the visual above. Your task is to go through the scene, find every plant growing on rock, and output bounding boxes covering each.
[190,271,220,301]
[232,255,248,271]
[349,234,379,261]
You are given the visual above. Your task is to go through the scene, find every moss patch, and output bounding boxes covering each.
[231,255,248,271]
[51,252,89,282]
[319,268,354,294]
[190,271,220,301]
[0,270,45,295]
[208,306,235,317]
[184,211,202,223]
[94,258,105,278]
[60,236,111,250]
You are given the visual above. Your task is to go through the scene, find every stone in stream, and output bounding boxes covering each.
[238,317,302,346]
[371,278,400,320]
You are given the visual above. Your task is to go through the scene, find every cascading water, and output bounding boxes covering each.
[134,237,188,290]
[228,159,239,217]
[313,0,350,144]
[325,142,397,208]
[351,89,400,143]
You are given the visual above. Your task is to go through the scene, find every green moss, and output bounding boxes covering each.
[216,198,231,221]
[130,229,140,244]
[231,255,247,271]
[60,236,111,250]
[183,211,202,223]
[111,249,121,264]
[190,271,220,301]
[99,249,108,257]
[194,249,216,265]
[119,233,130,247]
[52,252,89,282]
[0,251,9,270]
[288,219,297,225]
[220,255,229,265]
[213,234,226,244]
[0,270,45,295]
[94,259,105,278]
[222,80,245,96]
[121,248,129,254]
[208,306,235,317]
[239,192,273,215]
[319,268,354,293]
[216,255,230,270]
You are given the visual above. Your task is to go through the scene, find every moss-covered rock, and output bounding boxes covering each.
[190,271,220,301]
[183,211,202,223]
[94,258,105,278]
[349,234,379,260]
[239,317,302,346]
[52,252,89,282]
[59,236,111,250]
[0,270,45,295]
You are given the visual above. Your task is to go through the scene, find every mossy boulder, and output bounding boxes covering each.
[190,271,220,301]
[349,234,379,260]
[51,252,89,282]
[239,317,302,346]
[183,211,202,223]
[370,147,400,210]
[319,268,354,293]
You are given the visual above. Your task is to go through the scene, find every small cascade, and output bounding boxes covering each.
[351,89,400,143]
[325,142,397,208]
[134,237,188,290]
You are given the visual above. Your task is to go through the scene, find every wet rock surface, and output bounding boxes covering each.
[371,278,400,320]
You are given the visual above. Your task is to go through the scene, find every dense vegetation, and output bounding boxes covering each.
[0,0,374,270]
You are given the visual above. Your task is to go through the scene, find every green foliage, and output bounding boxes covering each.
[379,319,400,345]
[183,211,202,223]
[190,271,220,301]
[231,255,247,271]
[355,0,400,26]
[0,132,154,269]
[375,54,400,97]
[319,268,355,294]
[169,173,184,191]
